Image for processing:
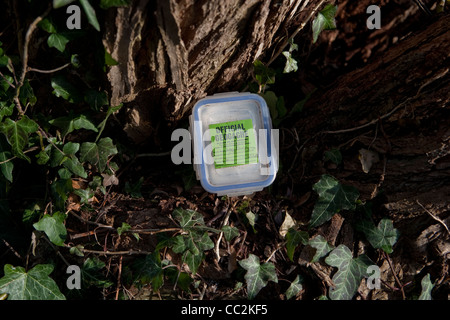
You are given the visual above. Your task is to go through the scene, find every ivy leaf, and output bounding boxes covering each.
[49,112,98,137]
[51,142,87,178]
[418,273,434,300]
[50,178,73,210]
[73,188,95,204]
[309,175,359,228]
[104,49,119,67]
[36,149,50,165]
[33,212,67,246]
[355,218,399,254]
[117,222,131,235]
[170,229,213,274]
[282,51,298,73]
[308,235,334,263]
[259,90,287,125]
[0,115,39,163]
[0,103,14,122]
[51,76,82,103]
[0,136,13,182]
[124,176,144,198]
[243,210,257,233]
[132,252,164,291]
[324,149,342,165]
[172,208,205,229]
[82,257,113,288]
[116,222,139,240]
[239,254,278,299]
[64,156,87,178]
[276,95,287,119]
[285,274,303,300]
[84,90,109,111]
[79,0,100,31]
[80,137,118,172]
[285,228,309,262]
[171,235,187,253]
[222,225,239,242]
[0,76,12,95]
[260,90,277,114]
[0,264,65,300]
[253,60,275,86]
[69,245,84,257]
[183,230,214,273]
[71,54,81,68]
[63,141,79,155]
[325,244,373,300]
[38,18,57,33]
[185,230,214,255]
[312,4,338,43]
[58,167,72,179]
[19,80,37,107]
[165,268,192,292]
[183,251,205,274]
[53,0,76,8]
[168,208,214,274]
[47,33,69,52]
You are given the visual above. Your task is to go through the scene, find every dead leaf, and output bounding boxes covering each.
[72,179,87,190]
[67,193,81,211]
[359,148,379,173]
[102,173,119,187]
[279,211,298,238]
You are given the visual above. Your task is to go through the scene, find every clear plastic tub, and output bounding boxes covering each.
[190,92,278,196]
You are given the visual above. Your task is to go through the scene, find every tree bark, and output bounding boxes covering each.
[293,12,449,215]
[102,0,328,143]
[289,12,449,289]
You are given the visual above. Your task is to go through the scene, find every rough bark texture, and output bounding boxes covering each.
[290,12,449,294]
[295,12,449,214]
[102,0,327,143]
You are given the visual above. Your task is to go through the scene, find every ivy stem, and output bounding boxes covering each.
[27,63,71,74]
[64,245,153,256]
[38,128,65,155]
[0,146,39,165]
[0,70,16,88]
[214,198,237,262]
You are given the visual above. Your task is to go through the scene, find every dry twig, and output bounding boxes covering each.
[416,200,450,235]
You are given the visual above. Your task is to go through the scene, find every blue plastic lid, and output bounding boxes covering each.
[190,92,278,196]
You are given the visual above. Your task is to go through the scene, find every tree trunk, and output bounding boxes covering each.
[102,0,328,143]
[293,12,449,216]
[290,12,449,294]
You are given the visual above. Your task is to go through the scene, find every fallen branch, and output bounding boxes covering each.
[64,245,152,256]
[69,210,181,237]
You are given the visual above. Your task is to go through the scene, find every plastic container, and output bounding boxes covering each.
[190,92,278,196]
